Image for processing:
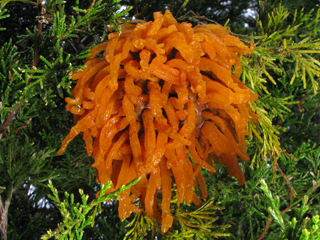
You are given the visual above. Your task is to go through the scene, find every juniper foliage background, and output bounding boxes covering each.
[0,0,319,239]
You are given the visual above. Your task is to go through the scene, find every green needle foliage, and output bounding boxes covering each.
[0,0,132,239]
[239,4,320,169]
[41,178,140,240]
[171,197,231,239]
[123,194,231,240]
[0,0,320,240]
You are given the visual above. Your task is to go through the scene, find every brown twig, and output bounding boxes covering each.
[257,216,272,240]
[275,164,297,197]
[0,188,15,240]
[0,102,23,138]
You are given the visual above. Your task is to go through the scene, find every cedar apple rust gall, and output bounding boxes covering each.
[58,10,258,233]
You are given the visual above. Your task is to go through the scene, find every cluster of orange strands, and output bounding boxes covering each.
[57,10,258,233]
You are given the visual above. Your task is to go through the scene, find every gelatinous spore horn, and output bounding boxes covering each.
[58,10,258,233]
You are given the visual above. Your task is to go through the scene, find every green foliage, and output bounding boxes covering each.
[41,178,140,240]
[0,8,9,31]
[240,5,320,167]
[124,212,155,240]
[260,179,287,231]
[259,181,319,240]
[298,215,320,240]
[201,138,320,240]
[0,0,132,239]
[0,0,31,11]
[170,197,231,239]
[123,196,230,240]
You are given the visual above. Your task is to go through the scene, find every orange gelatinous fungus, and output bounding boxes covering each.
[57,10,259,233]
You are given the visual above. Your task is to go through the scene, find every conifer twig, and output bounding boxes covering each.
[274,164,297,197]
[0,102,23,138]
[257,204,295,240]
[258,185,319,240]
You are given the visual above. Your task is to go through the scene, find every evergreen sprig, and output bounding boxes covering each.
[42,178,140,240]
[0,8,9,31]
[124,190,231,239]
[259,180,320,240]
[172,197,231,239]
[250,5,320,94]
[124,212,155,240]
[201,137,320,240]
[239,5,320,167]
